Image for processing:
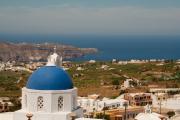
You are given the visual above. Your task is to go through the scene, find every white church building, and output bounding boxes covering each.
[12,50,87,120]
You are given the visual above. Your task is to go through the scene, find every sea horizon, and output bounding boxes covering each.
[0,35,180,61]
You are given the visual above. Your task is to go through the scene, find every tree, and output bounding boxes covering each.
[95,113,110,120]
[119,90,126,95]
[167,111,175,118]
[9,97,21,112]
[112,79,119,86]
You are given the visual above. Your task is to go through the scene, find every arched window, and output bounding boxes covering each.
[37,96,44,111]
[24,95,27,108]
[72,96,76,110]
[58,96,63,111]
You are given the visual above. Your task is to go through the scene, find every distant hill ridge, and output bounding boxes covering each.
[0,41,98,62]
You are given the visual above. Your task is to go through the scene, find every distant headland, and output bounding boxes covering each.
[0,42,98,62]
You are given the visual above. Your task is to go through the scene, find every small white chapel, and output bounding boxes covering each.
[13,49,83,120]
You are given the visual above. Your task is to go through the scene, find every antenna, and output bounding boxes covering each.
[59,39,64,61]
[59,45,63,67]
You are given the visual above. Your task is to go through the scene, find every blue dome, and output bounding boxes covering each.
[26,66,73,90]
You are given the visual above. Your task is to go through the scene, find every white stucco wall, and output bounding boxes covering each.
[14,87,82,120]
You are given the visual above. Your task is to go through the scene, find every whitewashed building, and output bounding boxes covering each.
[135,105,168,120]
[78,97,128,113]
[13,50,84,120]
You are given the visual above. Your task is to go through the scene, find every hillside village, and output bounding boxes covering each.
[0,58,180,120]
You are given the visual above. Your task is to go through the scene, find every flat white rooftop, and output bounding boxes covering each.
[0,112,13,120]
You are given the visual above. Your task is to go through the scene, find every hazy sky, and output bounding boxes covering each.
[0,0,180,35]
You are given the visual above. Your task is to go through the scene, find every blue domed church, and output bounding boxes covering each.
[13,50,83,120]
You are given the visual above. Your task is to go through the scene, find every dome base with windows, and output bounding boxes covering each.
[13,50,83,120]
[13,87,83,120]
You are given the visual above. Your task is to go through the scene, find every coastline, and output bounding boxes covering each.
[0,42,98,62]
[0,35,180,61]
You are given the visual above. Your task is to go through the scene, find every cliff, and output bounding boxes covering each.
[0,42,98,62]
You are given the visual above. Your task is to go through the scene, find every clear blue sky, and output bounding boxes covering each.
[0,0,180,35]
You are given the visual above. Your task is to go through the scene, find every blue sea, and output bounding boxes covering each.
[0,35,180,61]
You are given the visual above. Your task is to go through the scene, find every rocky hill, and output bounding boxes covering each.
[0,42,98,62]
